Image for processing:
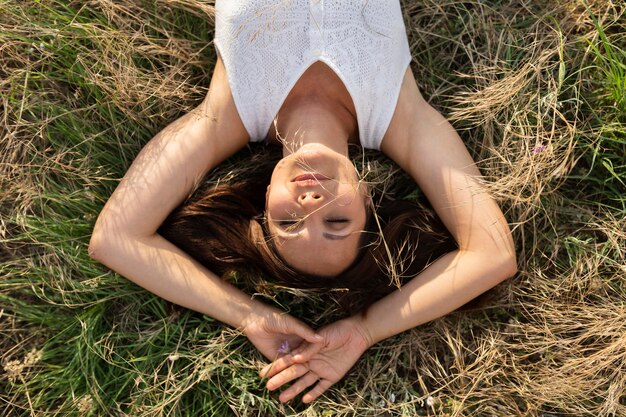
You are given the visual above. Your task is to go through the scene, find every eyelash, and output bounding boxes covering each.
[278,218,348,227]
[279,220,298,226]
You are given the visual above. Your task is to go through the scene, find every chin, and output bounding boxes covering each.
[294,143,344,157]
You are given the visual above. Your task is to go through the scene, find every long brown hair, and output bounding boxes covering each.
[158,145,457,313]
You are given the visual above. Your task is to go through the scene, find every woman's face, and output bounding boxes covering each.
[265,143,369,276]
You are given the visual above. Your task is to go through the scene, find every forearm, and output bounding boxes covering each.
[359,249,516,346]
[89,232,272,329]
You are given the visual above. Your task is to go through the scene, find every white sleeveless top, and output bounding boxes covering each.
[214,0,411,150]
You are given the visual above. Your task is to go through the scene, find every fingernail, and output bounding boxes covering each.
[314,334,323,341]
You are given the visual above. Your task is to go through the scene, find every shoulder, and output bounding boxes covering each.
[377,71,515,261]
[201,57,250,153]
[380,68,444,171]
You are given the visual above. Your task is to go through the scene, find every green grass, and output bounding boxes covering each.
[1,0,625,416]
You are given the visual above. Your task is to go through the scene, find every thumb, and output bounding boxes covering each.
[291,339,323,363]
[288,320,323,345]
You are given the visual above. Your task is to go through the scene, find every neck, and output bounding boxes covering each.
[276,100,354,158]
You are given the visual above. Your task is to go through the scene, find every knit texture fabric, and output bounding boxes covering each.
[215,0,411,150]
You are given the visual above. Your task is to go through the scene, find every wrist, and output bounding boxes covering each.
[346,314,376,350]
[239,300,279,333]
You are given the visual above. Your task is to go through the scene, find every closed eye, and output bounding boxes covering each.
[279,220,298,226]
[277,219,303,232]
[325,218,350,232]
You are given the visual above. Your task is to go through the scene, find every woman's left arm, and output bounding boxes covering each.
[261,69,517,403]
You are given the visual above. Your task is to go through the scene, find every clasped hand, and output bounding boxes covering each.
[256,317,373,403]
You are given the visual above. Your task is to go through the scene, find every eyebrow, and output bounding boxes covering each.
[323,232,349,240]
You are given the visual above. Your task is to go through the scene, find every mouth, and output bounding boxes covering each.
[291,173,330,183]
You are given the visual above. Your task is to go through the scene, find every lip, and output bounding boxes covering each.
[291,173,330,183]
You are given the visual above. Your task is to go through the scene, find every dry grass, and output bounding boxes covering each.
[1,0,625,416]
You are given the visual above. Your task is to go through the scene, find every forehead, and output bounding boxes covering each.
[274,231,363,276]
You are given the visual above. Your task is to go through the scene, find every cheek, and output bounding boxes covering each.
[335,185,363,206]
[267,189,292,214]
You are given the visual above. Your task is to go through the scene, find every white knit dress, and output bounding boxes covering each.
[214,0,412,150]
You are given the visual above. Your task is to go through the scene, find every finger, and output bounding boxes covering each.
[259,355,294,379]
[302,379,334,404]
[278,372,319,403]
[291,341,323,363]
[287,319,323,345]
[266,363,309,391]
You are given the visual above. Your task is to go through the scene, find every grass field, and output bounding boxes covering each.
[1,0,625,416]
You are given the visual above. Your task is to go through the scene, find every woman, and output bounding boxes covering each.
[89,0,517,404]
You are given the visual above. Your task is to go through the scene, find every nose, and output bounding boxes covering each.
[298,191,323,206]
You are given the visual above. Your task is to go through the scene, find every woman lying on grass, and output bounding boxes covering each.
[89,0,517,404]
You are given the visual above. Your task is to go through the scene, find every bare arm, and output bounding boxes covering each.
[361,69,517,344]
[89,59,321,359]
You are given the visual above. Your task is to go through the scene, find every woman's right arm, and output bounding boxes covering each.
[89,59,321,359]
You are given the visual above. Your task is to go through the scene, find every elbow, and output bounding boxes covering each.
[88,226,109,263]
[485,228,518,282]
[88,216,120,264]
[89,217,149,266]
[473,242,517,284]
[89,205,113,263]
[496,244,518,282]
[501,252,518,280]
